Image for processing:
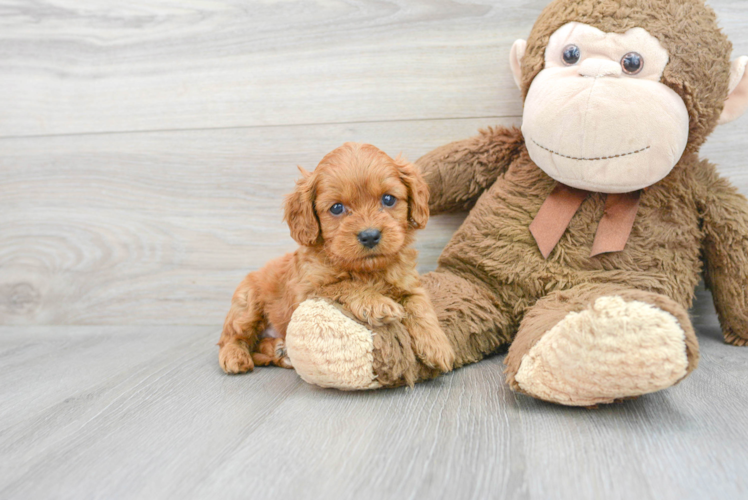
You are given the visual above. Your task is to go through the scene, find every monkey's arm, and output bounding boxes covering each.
[416,126,525,215]
[699,165,748,346]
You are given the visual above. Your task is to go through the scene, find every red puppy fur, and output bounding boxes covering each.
[218,143,455,375]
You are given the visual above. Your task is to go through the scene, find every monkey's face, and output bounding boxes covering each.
[521,22,690,193]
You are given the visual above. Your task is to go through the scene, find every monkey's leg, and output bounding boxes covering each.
[285,269,518,389]
[218,273,268,374]
[422,269,519,368]
[504,284,699,406]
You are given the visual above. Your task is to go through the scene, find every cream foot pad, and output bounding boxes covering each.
[515,296,689,406]
[286,298,381,390]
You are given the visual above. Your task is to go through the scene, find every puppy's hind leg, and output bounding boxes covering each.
[252,338,294,369]
[218,274,267,374]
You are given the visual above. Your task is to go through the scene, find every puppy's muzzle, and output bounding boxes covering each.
[357,228,381,249]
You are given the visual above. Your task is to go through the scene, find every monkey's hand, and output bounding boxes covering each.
[724,330,748,347]
[699,165,748,347]
[416,126,525,215]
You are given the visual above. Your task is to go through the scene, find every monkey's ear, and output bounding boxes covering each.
[283,166,320,246]
[395,156,429,230]
[510,39,527,90]
[719,56,748,125]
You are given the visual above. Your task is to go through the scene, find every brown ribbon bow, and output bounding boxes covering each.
[529,183,641,259]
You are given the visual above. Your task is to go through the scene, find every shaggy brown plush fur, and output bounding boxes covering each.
[412,138,722,373]
[218,143,454,374]
[356,0,748,395]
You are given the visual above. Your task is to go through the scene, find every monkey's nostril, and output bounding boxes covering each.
[357,229,381,249]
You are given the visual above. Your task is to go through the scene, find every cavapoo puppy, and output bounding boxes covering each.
[218,142,455,375]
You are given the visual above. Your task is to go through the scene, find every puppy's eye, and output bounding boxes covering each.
[329,203,344,215]
[562,44,581,65]
[621,52,644,75]
[381,194,397,207]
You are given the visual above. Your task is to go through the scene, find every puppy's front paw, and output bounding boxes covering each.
[219,342,255,374]
[352,297,405,327]
[412,328,455,373]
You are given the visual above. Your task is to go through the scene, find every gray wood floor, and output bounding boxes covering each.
[2,1,748,499]
[1,298,747,500]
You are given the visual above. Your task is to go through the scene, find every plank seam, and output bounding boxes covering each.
[0,115,522,141]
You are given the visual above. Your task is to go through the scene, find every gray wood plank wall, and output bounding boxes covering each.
[1,0,747,326]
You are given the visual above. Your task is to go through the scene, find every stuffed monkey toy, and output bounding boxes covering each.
[284,0,748,406]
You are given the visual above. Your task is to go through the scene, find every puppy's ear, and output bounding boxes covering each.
[395,156,430,230]
[283,166,320,246]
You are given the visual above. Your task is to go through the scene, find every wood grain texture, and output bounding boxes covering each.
[1,0,748,327]
[2,3,748,499]
[0,118,499,325]
[1,0,746,138]
[0,0,534,138]
[2,117,747,325]
[1,312,746,500]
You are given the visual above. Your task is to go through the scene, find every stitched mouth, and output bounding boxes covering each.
[531,139,650,161]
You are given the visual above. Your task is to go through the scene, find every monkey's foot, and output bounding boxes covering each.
[513,296,690,406]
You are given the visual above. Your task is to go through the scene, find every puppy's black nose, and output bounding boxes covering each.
[357,229,381,249]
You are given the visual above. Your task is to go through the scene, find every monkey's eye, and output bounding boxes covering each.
[330,203,345,215]
[562,45,581,65]
[381,194,397,207]
[621,52,644,75]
